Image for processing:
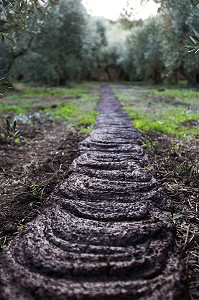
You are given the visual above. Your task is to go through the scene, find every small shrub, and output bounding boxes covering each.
[0,118,20,145]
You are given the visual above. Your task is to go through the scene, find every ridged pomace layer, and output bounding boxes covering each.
[0,86,189,300]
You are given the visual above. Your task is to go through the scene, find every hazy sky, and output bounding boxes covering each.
[82,0,159,21]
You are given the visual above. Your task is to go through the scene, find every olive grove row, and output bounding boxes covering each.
[0,0,199,85]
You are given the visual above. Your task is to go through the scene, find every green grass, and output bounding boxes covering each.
[44,92,99,133]
[147,88,199,106]
[0,83,99,133]
[114,87,199,140]
[7,83,95,100]
[0,103,30,114]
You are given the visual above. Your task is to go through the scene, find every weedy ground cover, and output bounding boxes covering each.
[1,82,99,134]
[142,133,199,299]
[43,93,99,134]
[114,86,199,140]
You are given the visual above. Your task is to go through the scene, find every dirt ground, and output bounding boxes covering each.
[0,118,81,241]
[143,132,199,299]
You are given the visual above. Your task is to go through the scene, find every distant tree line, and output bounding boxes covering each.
[0,0,199,85]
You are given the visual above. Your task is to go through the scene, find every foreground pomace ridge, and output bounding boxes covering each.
[0,86,189,300]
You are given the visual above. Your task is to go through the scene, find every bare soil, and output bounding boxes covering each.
[143,132,199,299]
[0,118,81,242]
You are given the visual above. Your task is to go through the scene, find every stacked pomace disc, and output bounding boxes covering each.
[0,86,189,300]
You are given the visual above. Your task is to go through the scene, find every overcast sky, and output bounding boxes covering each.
[82,0,159,21]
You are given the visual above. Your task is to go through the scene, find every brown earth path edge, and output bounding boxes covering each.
[0,85,190,300]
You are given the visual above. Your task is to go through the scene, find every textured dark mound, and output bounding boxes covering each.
[0,86,189,300]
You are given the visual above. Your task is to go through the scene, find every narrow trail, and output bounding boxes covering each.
[0,86,189,300]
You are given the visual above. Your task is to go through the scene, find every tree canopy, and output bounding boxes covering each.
[1,0,199,85]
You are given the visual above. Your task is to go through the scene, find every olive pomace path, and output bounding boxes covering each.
[0,86,189,299]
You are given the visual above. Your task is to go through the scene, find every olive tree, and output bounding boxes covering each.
[156,0,199,84]
[0,0,57,80]
[11,0,101,84]
[121,16,164,83]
